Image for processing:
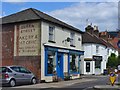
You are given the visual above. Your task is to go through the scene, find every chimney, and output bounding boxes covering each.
[85,25,94,34]
[94,25,99,37]
[99,31,108,41]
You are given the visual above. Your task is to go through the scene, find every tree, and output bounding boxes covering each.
[107,53,118,68]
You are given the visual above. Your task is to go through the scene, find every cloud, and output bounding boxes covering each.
[48,2,118,31]
[2,0,120,2]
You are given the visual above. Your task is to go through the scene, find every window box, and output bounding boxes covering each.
[64,76,72,81]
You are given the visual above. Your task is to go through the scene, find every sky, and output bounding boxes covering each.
[1,1,120,32]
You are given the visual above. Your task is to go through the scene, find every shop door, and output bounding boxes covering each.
[57,53,64,79]
[86,62,90,72]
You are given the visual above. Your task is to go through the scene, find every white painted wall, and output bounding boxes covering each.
[83,43,109,74]
[41,21,83,81]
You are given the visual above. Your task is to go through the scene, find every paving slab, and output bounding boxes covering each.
[93,85,120,90]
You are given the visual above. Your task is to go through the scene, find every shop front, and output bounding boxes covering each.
[44,46,84,81]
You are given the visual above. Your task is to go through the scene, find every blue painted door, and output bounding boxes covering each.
[57,53,64,79]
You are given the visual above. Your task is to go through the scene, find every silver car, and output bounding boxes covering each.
[0,66,37,87]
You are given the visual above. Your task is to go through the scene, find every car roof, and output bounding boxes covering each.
[0,65,24,68]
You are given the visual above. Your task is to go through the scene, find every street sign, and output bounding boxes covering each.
[117,40,120,48]
[109,72,116,86]
[118,65,120,70]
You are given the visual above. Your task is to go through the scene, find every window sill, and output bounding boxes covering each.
[70,45,76,47]
[48,40,56,43]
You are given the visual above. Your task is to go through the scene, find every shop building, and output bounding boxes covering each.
[1,8,84,82]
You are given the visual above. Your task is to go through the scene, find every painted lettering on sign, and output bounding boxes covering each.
[15,23,40,56]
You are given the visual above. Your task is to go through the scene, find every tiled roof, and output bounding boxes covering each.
[82,32,106,46]
[2,8,83,33]
[82,32,117,50]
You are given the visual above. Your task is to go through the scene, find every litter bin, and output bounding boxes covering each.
[103,69,108,75]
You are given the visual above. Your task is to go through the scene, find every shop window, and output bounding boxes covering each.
[47,51,56,75]
[69,54,79,73]
[95,60,101,68]
[49,25,55,42]
[70,32,75,47]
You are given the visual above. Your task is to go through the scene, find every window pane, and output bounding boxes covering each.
[70,33,75,46]
[49,26,55,41]
[10,67,20,72]
[47,51,56,74]
[70,54,79,73]
[49,34,53,41]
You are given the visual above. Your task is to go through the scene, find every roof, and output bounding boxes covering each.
[2,8,83,33]
[82,32,117,50]
[82,32,106,46]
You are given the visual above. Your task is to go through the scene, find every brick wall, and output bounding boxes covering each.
[2,24,14,66]
[2,22,41,80]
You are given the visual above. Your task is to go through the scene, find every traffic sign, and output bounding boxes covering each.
[117,40,120,48]
[109,72,116,86]
[118,65,120,70]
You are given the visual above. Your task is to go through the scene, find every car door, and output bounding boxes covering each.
[10,66,23,83]
[19,67,32,83]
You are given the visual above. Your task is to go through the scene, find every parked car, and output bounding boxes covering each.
[0,66,37,87]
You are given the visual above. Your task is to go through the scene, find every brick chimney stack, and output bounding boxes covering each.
[85,25,94,34]
[99,31,108,41]
[94,25,99,37]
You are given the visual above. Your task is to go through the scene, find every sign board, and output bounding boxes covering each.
[58,49,69,53]
[118,65,120,70]
[93,56,102,61]
[117,40,120,48]
[14,22,40,56]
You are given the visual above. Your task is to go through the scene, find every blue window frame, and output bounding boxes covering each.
[69,54,80,74]
[45,49,56,76]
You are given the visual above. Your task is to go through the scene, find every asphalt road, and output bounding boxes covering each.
[65,75,109,90]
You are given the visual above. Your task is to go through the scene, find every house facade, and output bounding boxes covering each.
[82,25,118,75]
[1,8,84,82]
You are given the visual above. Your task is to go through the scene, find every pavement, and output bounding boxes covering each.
[93,85,120,90]
[12,78,97,88]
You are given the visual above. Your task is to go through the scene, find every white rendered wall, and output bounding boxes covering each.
[41,21,83,81]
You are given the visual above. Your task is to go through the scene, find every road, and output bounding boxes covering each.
[2,75,118,90]
[65,75,109,90]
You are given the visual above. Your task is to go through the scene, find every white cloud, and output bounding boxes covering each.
[48,2,118,31]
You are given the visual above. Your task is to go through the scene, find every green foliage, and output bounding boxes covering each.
[107,53,118,68]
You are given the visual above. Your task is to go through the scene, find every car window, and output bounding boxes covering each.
[10,67,20,72]
[0,67,6,73]
[0,67,12,73]
[19,67,31,74]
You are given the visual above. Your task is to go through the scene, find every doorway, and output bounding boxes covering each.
[57,53,64,79]
[86,62,90,72]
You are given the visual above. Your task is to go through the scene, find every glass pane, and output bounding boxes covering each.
[70,54,79,73]
[49,34,53,41]
[47,51,55,74]
[11,67,20,72]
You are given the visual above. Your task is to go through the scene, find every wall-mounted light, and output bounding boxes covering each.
[62,37,71,43]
